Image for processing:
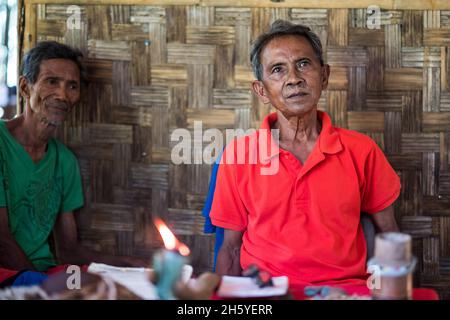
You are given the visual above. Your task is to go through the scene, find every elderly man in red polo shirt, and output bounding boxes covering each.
[210,20,401,286]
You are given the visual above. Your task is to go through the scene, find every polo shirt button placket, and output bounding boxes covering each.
[283,152,298,177]
[294,177,303,209]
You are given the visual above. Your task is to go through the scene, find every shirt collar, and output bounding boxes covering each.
[259,110,343,164]
[317,110,343,154]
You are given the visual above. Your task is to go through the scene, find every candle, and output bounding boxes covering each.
[367,232,416,300]
[153,217,190,300]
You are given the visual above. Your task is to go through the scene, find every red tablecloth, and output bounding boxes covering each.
[288,284,439,300]
[213,284,439,300]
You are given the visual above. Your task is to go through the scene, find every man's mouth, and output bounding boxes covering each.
[286,92,309,99]
[39,101,70,127]
[54,106,68,111]
[45,100,70,113]
[50,105,69,113]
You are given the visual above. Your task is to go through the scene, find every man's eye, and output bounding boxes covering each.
[272,66,282,73]
[298,60,309,68]
[47,78,57,85]
[69,84,79,90]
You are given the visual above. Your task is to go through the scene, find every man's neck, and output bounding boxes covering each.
[274,109,321,145]
[7,106,55,152]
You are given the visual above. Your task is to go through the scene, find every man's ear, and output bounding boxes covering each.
[252,80,270,104]
[321,64,330,90]
[19,76,31,99]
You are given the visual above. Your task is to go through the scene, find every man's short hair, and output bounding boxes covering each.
[21,41,86,84]
[250,20,325,81]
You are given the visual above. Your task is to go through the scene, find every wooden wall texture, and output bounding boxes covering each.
[21,1,450,298]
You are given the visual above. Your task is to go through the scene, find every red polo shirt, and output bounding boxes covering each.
[210,111,401,286]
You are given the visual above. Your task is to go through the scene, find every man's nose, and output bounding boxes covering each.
[286,67,304,86]
[55,84,69,102]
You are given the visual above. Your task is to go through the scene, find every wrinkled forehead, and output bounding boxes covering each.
[260,34,318,65]
[37,58,81,81]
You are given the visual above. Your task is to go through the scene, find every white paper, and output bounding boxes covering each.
[217,276,289,298]
[87,263,193,300]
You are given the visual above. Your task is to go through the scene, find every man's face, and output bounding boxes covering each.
[252,35,329,118]
[21,58,81,127]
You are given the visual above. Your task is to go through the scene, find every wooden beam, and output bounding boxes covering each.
[23,0,450,9]
[202,0,450,9]
[25,0,199,4]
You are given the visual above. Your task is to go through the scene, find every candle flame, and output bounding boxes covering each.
[154,217,190,256]
[178,243,190,256]
[156,220,177,251]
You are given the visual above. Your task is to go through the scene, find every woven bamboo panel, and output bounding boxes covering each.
[23,3,450,293]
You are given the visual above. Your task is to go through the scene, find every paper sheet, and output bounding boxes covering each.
[87,263,193,300]
[217,276,289,298]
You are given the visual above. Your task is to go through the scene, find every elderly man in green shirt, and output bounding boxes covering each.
[0,41,147,286]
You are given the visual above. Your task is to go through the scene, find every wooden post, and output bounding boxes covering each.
[17,2,36,114]
[17,0,23,113]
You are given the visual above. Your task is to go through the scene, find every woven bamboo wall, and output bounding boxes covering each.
[21,0,450,298]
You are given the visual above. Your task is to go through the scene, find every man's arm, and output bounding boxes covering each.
[0,207,36,270]
[53,211,149,267]
[371,204,399,233]
[215,229,243,276]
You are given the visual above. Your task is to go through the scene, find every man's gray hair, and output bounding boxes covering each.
[21,41,86,85]
[250,20,324,81]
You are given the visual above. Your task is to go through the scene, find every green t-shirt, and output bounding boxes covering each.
[0,121,84,271]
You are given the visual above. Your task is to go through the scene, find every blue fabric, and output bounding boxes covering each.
[202,153,224,271]
[12,271,48,287]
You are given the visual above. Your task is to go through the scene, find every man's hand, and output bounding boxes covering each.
[174,272,221,300]
[216,229,243,276]
[0,207,36,270]
[54,211,150,268]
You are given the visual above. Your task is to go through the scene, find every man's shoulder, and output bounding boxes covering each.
[334,127,377,152]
